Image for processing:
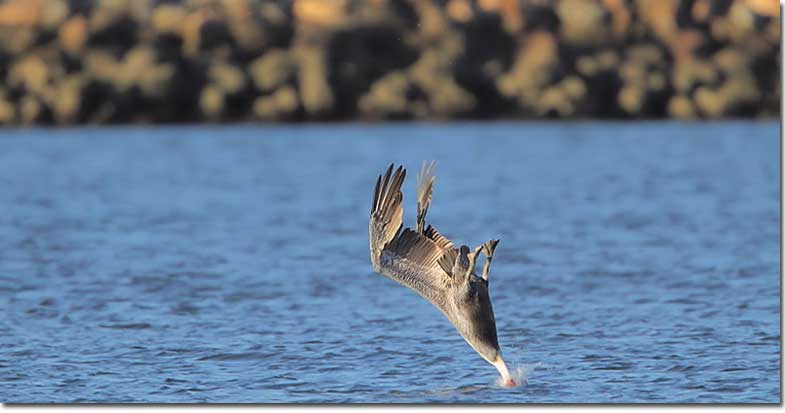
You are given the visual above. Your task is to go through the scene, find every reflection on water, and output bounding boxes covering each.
[0,122,779,403]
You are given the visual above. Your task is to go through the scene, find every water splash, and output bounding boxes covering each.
[495,362,543,388]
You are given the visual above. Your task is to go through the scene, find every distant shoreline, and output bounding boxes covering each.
[0,118,777,133]
[0,0,779,125]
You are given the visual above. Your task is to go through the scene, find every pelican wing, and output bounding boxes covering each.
[370,164,452,302]
[416,161,437,234]
[369,164,404,261]
[416,161,458,272]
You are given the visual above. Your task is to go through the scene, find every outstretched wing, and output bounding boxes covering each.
[369,164,452,303]
[416,161,458,273]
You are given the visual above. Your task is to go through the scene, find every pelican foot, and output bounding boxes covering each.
[482,239,500,258]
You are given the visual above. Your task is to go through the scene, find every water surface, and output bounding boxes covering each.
[0,122,779,403]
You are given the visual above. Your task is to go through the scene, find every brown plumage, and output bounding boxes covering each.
[368,162,513,383]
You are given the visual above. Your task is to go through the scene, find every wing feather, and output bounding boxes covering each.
[386,228,445,271]
[380,229,452,302]
[369,164,452,302]
[369,164,404,265]
[438,247,458,276]
[416,161,437,234]
[424,224,454,250]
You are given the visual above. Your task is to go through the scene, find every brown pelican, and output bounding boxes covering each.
[369,162,516,386]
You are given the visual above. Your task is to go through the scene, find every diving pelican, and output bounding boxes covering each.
[369,162,516,386]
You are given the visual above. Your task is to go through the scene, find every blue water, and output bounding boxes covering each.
[0,122,779,403]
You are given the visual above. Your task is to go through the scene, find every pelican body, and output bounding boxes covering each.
[368,162,515,385]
